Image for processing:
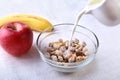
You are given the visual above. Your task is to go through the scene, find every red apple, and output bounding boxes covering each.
[0,22,33,56]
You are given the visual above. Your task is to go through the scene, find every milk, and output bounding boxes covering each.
[70,0,105,44]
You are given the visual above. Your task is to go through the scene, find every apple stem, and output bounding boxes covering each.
[7,26,17,30]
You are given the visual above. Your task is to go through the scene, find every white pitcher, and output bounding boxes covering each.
[89,0,120,26]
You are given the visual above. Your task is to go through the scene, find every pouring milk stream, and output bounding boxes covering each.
[68,0,120,53]
[70,0,106,42]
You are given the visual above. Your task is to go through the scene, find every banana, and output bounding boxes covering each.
[9,14,51,23]
[0,14,53,32]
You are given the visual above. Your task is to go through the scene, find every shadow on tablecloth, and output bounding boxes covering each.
[51,59,98,79]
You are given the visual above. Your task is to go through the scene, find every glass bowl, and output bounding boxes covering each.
[36,23,99,72]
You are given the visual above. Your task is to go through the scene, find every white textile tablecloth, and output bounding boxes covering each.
[0,0,120,80]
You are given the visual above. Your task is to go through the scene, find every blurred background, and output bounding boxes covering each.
[0,0,89,24]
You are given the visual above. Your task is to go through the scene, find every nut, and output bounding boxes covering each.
[47,47,55,52]
[71,42,76,47]
[76,51,83,56]
[60,46,66,52]
[58,56,64,62]
[82,41,86,47]
[68,56,75,63]
[62,54,68,61]
[75,49,80,53]
[76,56,84,62]
[69,47,76,52]
[50,51,56,55]
[49,43,53,47]
[76,44,81,49]
[51,55,58,61]
[78,46,83,51]
[53,43,60,49]
[59,38,63,42]
[55,50,63,56]
[74,38,79,44]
